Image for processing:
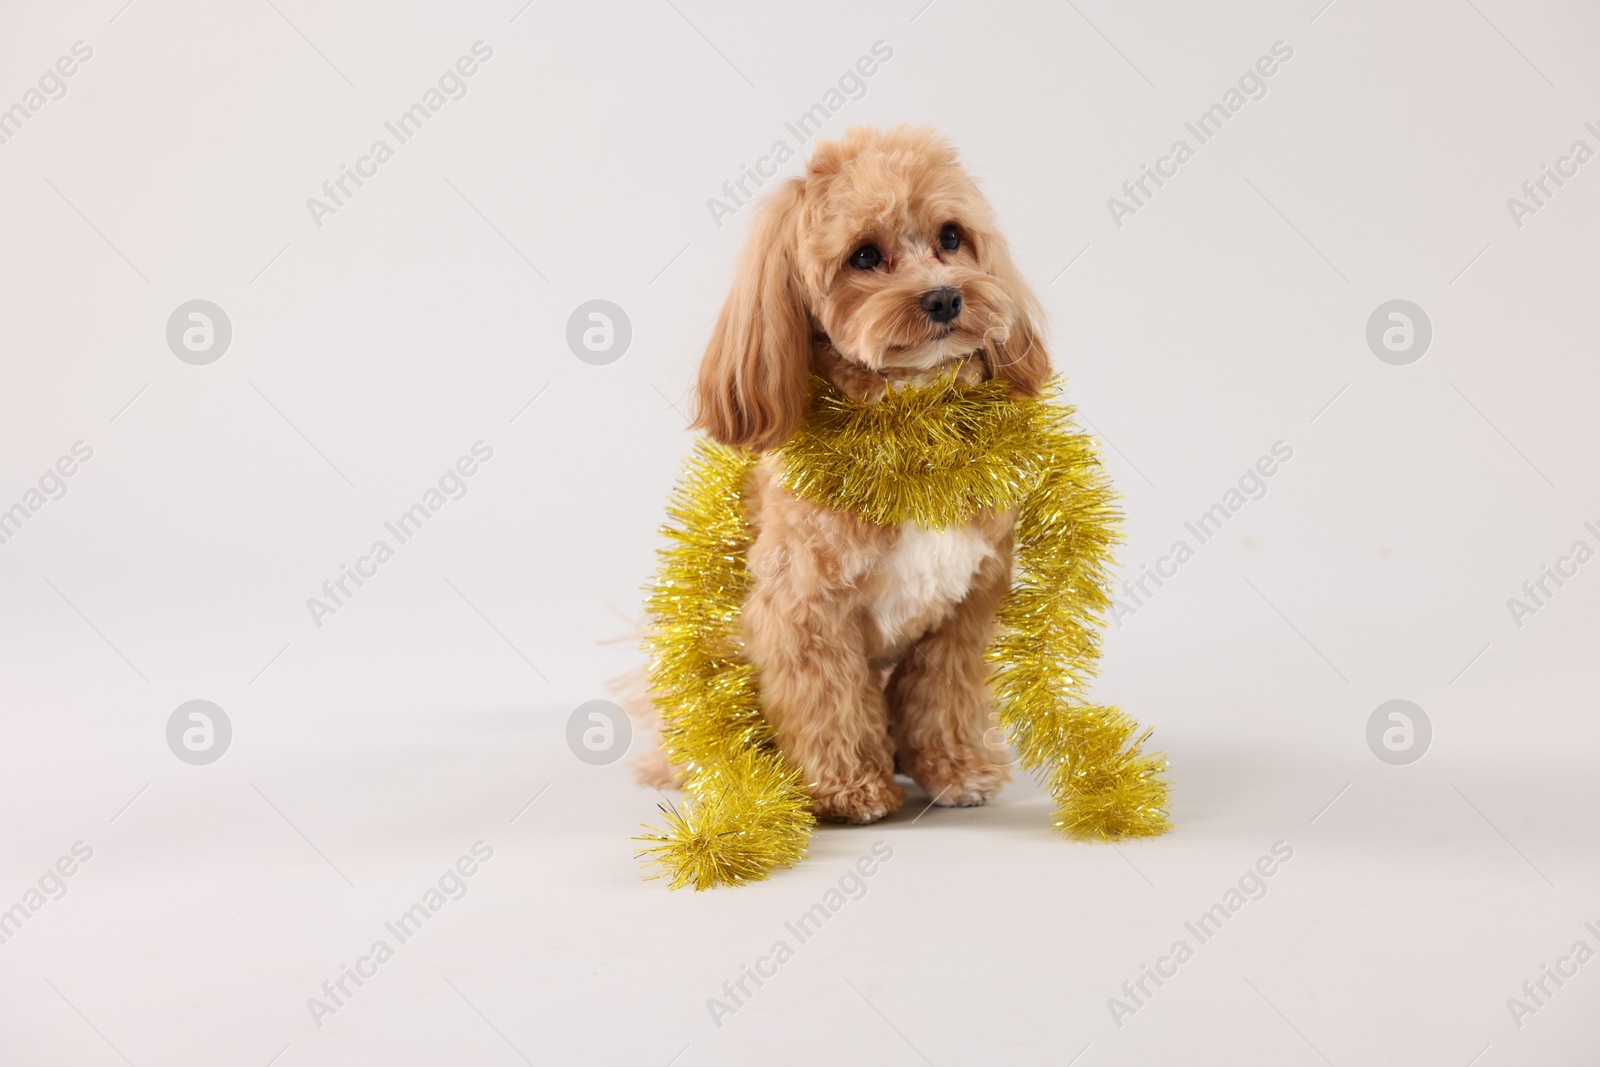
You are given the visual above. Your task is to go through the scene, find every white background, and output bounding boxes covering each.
[1,0,1598,1064]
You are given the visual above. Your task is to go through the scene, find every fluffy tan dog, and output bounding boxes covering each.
[659,125,1051,825]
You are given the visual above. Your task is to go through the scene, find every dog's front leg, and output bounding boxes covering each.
[742,506,903,825]
[887,550,1012,807]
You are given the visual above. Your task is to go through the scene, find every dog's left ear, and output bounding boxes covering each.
[981,234,1052,396]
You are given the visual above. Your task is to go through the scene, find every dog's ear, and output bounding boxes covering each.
[692,179,811,451]
[981,233,1052,397]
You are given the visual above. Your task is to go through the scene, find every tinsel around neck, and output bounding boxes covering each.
[637,370,1171,890]
[775,370,1053,527]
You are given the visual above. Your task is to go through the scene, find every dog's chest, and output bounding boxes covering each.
[867,523,995,642]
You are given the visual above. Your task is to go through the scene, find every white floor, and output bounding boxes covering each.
[5,665,1597,1066]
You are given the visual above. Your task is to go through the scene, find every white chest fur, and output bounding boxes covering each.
[868,524,996,643]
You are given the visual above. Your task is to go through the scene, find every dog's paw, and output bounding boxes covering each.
[912,754,1009,808]
[812,776,905,824]
[633,748,685,791]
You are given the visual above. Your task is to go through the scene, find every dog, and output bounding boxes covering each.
[652,125,1052,826]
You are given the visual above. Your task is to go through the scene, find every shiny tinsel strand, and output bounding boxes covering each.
[636,747,815,890]
[776,374,1047,527]
[635,442,816,890]
[991,394,1172,840]
[638,374,1169,889]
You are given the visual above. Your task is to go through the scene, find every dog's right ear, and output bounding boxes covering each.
[693,178,811,451]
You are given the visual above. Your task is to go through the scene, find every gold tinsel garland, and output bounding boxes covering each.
[637,373,1170,890]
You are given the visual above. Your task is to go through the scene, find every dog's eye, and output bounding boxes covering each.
[849,244,882,271]
[938,224,960,253]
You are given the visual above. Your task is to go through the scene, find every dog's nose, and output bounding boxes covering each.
[919,286,962,325]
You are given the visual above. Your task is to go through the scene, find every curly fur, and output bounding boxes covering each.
[657,125,1053,823]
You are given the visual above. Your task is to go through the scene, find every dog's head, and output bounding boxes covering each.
[695,125,1051,450]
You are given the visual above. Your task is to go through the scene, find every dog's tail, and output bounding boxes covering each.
[601,618,685,791]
